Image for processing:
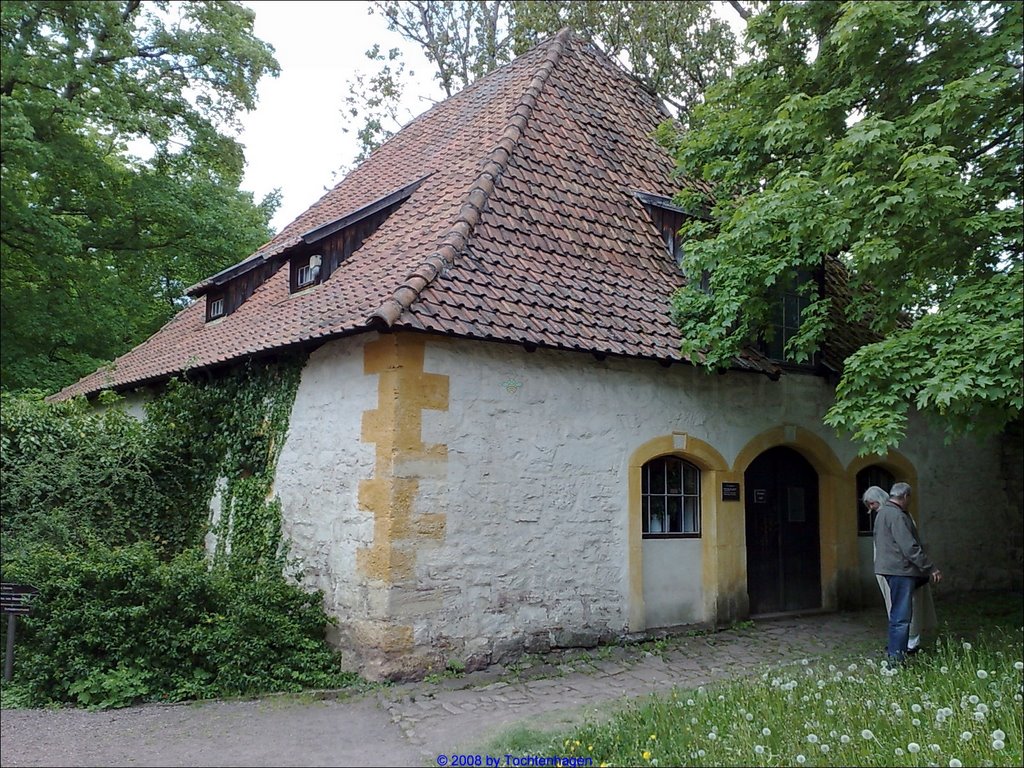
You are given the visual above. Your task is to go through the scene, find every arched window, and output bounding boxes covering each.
[856,465,895,535]
[642,456,701,537]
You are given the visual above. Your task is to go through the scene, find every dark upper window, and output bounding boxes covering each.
[758,268,818,365]
[642,456,701,537]
[856,465,895,535]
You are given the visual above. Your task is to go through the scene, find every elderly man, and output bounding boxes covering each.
[872,482,942,663]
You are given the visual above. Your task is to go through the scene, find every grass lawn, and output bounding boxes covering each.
[484,591,1023,767]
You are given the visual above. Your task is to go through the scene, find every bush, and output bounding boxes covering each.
[1,542,356,708]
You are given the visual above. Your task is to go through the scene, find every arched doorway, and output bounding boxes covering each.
[744,446,821,614]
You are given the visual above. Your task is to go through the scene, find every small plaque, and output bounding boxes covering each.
[721,482,741,501]
[753,489,768,504]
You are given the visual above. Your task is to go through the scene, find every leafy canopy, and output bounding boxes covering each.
[663,0,1022,453]
[1,1,281,393]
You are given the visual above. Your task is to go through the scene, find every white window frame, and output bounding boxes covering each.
[208,296,225,319]
[642,456,701,537]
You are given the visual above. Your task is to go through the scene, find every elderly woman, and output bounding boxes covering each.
[863,484,937,658]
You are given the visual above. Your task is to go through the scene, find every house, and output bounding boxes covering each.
[56,30,1021,680]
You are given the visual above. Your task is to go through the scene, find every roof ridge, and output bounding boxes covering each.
[368,28,572,328]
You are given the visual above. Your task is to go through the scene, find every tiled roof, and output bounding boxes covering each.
[55,29,867,401]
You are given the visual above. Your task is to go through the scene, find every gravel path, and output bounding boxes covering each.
[0,608,885,767]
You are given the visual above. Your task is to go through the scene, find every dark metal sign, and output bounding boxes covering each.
[721,482,741,501]
[2,582,39,682]
[1,583,39,615]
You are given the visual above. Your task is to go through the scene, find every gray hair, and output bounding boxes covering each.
[862,486,890,506]
[890,482,912,500]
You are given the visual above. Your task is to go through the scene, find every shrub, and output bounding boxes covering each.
[2,542,355,708]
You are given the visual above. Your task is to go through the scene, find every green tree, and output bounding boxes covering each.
[662,0,1022,453]
[342,0,739,160]
[1,0,281,393]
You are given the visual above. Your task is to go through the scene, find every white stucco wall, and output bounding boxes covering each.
[416,337,1010,655]
[271,332,1012,667]
[414,338,844,655]
[274,334,378,627]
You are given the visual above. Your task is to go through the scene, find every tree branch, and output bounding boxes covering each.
[727,1,752,21]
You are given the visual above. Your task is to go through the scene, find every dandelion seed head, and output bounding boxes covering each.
[909,743,921,754]
[796,756,806,765]
[963,642,972,651]
[941,665,950,674]
[762,728,771,737]
[977,669,989,679]
[912,718,921,726]
[754,745,765,755]
[862,729,874,740]
[961,731,973,741]
[806,734,818,744]
[991,729,1006,740]
[949,760,962,767]
[820,744,830,754]
[707,732,717,741]
[912,703,922,713]
[745,712,753,721]
[1013,661,1023,671]
[992,739,1005,750]
[969,695,980,705]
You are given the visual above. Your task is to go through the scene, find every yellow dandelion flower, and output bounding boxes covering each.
[649,734,657,741]
[643,750,652,761]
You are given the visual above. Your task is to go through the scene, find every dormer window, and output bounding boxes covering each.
[635,191,709,289]
[636,191,688,268]
[207,293,225,321]
[292,254,322,292]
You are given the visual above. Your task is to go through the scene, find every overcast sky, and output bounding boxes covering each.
[238,1,438,232]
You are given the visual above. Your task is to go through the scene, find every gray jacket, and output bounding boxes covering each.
[873,500,936,577]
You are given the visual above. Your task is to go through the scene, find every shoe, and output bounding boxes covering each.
[907,647,920,655]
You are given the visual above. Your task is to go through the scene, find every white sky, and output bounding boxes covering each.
[238,1,439,232]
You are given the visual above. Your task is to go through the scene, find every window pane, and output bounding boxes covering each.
[683,464,698,495]
[641,464,649,494]
[642,495,650,533]
[667,496,682,533]
[649,496,665,533]
[684,497,699,533]
[784,293,800,328]
[649,461,666,494]
[856,465,894,535]
[666,459,682,494]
